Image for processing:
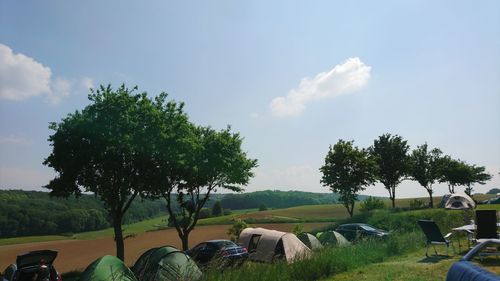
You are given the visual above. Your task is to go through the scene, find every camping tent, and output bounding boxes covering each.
[132,246,201,281]
[296,232,323,250]
[80,255,137,281]
[445,193,476,210]
[315,231,350,247]
[238,227,311,263]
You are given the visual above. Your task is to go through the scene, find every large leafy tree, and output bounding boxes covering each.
[369,133,410,208]
[320,140,377,217]
[151,123,257,250]
[409,143,443,208]
[44,85,161,260]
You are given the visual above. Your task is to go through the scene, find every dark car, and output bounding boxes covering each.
[2,250,62,281]
[185,240,248,267]
[336,223,390,241]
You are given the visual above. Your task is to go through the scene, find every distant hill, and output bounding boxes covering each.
[0,190,165,238]
[218,190,349,210]
[0,189,365,238]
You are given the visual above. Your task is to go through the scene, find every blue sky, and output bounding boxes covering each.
[1,0,499,197]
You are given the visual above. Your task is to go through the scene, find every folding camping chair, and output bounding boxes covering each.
[446,239,500,281]
[475,210,499,242]
[418,219,455,256]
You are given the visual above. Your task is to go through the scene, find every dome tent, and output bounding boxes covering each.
[445,193,476,210]
[315,231,350,247]
[80,255,137,281]
[238,227,311,263]
[132,246,201,281]
[296,232,323,250]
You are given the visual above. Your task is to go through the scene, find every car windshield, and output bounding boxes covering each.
[360,225,378,231]
[214,240,237,249]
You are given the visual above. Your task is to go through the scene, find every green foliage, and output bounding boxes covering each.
[409,143,443,207]
[369,133,410,208]
[259,203,268,211]
[487,188,500,195]
[227,219,248,242]
[359,197,385,212]
[211,201,223,217]
[439,156,492,195]
[408,199,426,210]
[198,208,212,219]
[0,190,165,238]
[220,190,339,210]
[320,140,377,217]
[223,208,232,216]
[292,223,304,235]
[147,102,258,250]
[43,84,172,260]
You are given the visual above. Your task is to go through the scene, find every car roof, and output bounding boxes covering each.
[339,223,369,227]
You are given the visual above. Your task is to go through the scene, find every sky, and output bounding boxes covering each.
[0,0,499,198]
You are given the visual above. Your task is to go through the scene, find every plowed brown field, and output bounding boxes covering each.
[0,223,328,273]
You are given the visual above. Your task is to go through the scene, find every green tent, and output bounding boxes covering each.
[132,246,202,281]
[315,231,350,247]
[79,255,137,281]
[297,232,323,250]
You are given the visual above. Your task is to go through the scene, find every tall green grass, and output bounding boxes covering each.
[202,232,424,281]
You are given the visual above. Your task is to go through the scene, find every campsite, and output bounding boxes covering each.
[2,1,500,280]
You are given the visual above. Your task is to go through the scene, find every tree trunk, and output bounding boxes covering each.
[181,231,190,251]
[113,216,125,261]
[427,189,434,208]
[391,187,396,208]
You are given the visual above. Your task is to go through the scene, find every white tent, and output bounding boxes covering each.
[238,227,311,263]
[445,193,476,210]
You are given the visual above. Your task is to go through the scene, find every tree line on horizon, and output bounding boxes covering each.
[320,134,492,217]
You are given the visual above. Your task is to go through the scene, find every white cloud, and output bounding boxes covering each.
[270,57,371,117]
[0,43,92,105]
[0,44,51,101]
[248,165,323,192]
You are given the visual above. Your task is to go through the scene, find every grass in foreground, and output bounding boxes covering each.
[202,232,424,281]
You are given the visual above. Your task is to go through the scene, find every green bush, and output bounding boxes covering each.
[359,197,385,212]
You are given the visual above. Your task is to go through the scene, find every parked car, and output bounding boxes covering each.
[336,223,390,241]
[185,240,248,267]
[2,250,62,281]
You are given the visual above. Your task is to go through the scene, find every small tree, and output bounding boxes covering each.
[486,188,500,195]
[409,143,443,208]
[44,85,159,260]
[439,156,468,193]
[227,219,248,242]
[320,140,377,217]
[369,133,410,208]
[211,201,223,217]
[292,223,304,235]
[462,164,492,196]
[259,203,268,211]
[359,196,385,212]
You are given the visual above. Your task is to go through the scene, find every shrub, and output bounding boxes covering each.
[227,219,248,242]
[259,204,268,211]
[223,208,232,216]
[292,223,304,235]
[409,199,426,210]
[359,197,385,212]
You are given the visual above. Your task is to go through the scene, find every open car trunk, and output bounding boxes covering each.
[16,250,58,269]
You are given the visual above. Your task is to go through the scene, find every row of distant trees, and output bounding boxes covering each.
[320,134,492,217]
[44,85,257,260]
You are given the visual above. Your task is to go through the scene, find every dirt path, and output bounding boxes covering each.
[0,223,328,273]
